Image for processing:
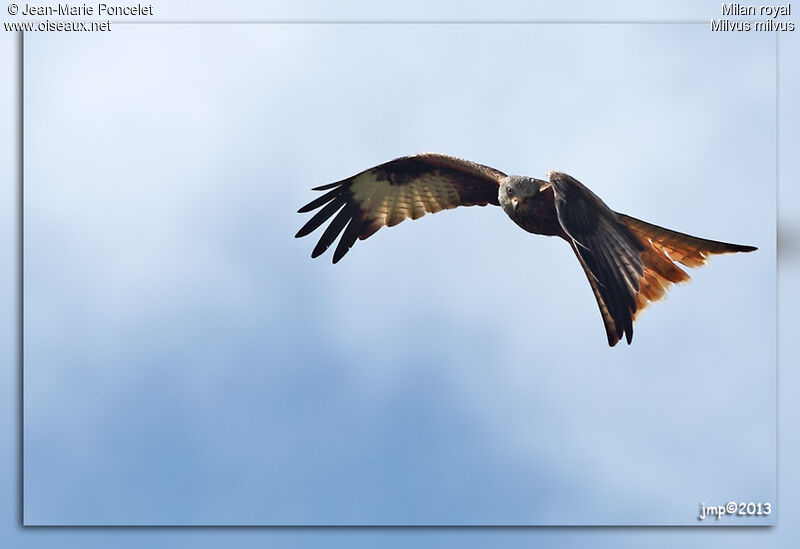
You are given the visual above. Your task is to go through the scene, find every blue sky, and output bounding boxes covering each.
[3,0,799,547]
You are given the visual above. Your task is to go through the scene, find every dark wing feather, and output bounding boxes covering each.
[296,153,506,263]
[548,171,645,346]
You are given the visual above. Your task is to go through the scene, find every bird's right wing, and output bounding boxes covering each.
[296,153,506,263]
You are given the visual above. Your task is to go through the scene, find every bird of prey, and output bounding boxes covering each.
[295,153,756,346]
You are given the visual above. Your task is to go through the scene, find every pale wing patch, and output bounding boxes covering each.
[296,153,505,263]
[350,170,465,228]
[385,190,405,227]
[409,186,426,220]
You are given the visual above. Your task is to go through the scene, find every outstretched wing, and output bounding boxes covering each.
[296,153,506,263]
[547,171,645,346]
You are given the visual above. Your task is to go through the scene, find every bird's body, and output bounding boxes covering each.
[296,153,756,346]
[500,177,565,237]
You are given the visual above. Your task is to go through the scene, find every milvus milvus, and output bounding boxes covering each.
[296,153,756,346]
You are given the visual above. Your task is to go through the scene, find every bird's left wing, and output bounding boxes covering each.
[296,153,506,263]
[547,171,645,346]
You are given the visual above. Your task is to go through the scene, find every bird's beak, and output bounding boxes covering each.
[511,197,519,211]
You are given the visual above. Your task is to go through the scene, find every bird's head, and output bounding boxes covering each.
[499,175,549,218]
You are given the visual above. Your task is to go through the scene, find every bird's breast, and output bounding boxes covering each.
[508,186,566,237]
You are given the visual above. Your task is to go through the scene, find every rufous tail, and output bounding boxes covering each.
[618,214,757,320]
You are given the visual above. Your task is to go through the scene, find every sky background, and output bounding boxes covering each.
[2,0,799,547]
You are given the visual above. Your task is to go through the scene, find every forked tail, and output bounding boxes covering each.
[618,213,756,321]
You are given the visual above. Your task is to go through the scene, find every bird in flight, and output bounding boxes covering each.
[296,153,756,346]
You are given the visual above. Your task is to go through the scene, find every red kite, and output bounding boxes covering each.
[296,153,756,346]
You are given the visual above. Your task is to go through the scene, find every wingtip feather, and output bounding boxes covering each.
[310,247,325,259]
[311,181,343,191]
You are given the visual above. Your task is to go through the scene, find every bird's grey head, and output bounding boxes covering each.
[498,175,548,219]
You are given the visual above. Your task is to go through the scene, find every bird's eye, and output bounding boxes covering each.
[506,188,514,198]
